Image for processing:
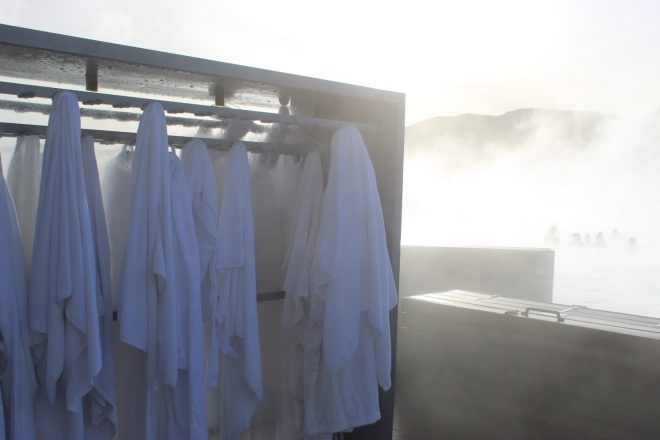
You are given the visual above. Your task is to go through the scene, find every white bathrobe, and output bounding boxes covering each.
[29,91,104,439]
[277,151,323,440]
[208,143,262,440]
[250,152,286,292]
[166,151,208,439]
[80,135,117,439]
[273,154,303,253]
[100,144,133,310]
[282,151,323,338]
[6,135,42,272]
[304,125,397,436]
[117,103,206,440]
[0,156,37,440]
[181,139,218,320]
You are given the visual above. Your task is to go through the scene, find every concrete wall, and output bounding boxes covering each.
[395,296,660,440]
[399,245,555,302]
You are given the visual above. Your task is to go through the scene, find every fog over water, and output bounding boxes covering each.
[403,109,660,317]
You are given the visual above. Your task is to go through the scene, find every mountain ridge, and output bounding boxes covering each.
[405,108,619,151]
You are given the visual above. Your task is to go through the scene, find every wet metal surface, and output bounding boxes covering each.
[0,24,401,125]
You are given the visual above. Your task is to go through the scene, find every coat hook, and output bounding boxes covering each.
[278,94,290,106]
[213,82,225,106]
[17,91,36,99]
[86,59,99,92]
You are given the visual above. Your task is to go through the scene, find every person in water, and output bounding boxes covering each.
[570,233,583,246]
[545,226,560,244]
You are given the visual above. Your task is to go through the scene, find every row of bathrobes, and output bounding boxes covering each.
[0,91,397,440]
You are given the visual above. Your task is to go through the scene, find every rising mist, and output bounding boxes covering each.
[403,108,660,249]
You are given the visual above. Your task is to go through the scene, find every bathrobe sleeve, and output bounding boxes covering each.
[81,135,117,439]
[168,152,207,440]
[282,151,323,333]
[181,139,218,320]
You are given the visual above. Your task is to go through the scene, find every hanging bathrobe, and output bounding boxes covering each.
[208,142,262,440]
[181,139,218,319]
[80,135,117,439]
[100,144,133,309]
[6,135,42,271]
[0,156,37,440]
[250,152,286,292]
[282,151,323,338]
[272,154,303,253]
[117,102,206,440]
[167,151,208,439]
[304,125,397,436]
[29,91,104,439]
[277,151,323,440]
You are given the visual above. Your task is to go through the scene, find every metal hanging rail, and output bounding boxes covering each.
[0,122,310,155]
[0,98,262,131]
[0,81,376,132]
[111,290,287,320]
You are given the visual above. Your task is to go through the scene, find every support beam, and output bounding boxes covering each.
[0,81,375,131]
[0,122,312,155]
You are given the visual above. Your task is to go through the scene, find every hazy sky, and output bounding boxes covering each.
[3,0,660,123]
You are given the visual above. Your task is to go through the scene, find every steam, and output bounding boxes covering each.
[403,109,660,249]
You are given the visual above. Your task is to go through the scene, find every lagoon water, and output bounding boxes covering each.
[553,243,660,318]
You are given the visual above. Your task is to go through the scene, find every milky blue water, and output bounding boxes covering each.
[553,244,660,318]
